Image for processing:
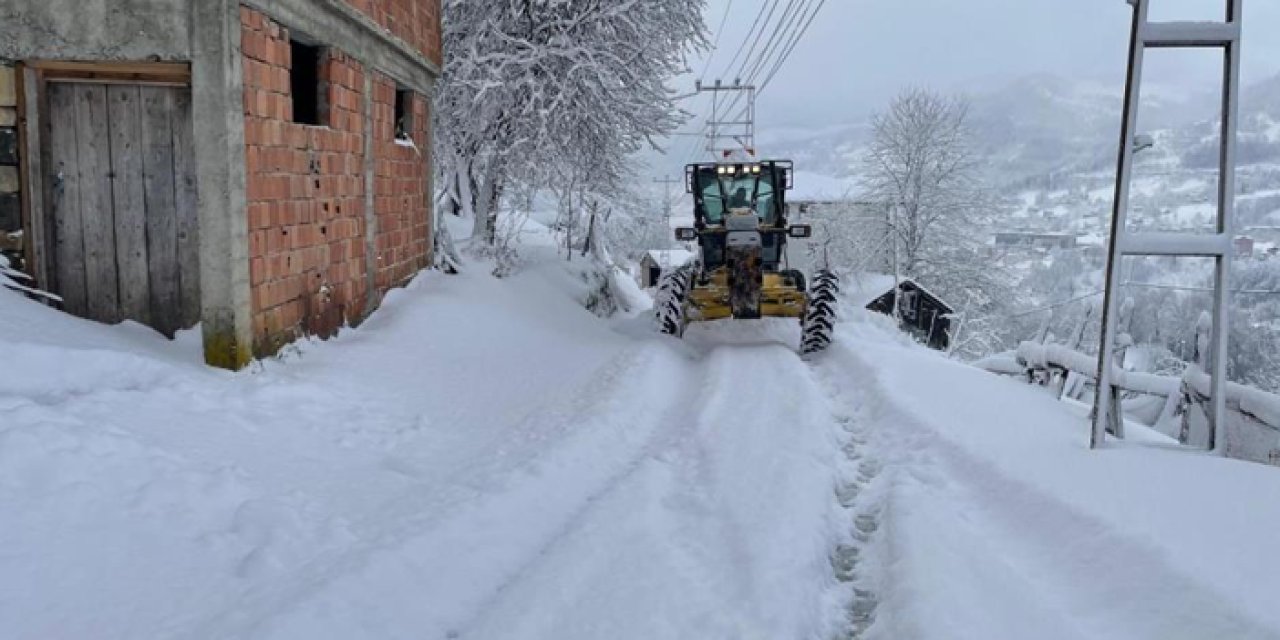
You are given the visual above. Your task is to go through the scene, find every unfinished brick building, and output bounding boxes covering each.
[0,0,441,368]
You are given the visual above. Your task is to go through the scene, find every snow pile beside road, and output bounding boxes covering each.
[817,320,1280,640]
[0,265,631,638]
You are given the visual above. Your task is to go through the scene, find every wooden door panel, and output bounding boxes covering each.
[139,85,180,336]
[73,84,120,324]
[107,84,152,326]
[47,82,88,317]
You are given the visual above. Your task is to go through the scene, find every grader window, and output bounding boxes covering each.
[700,178,726,224]
[755,179,777,223]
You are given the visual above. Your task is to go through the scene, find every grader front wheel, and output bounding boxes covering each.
[801,271,839,354]
[654,266,693,336]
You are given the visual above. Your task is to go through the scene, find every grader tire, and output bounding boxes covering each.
[654,266,693,336]
[801,270,840,354]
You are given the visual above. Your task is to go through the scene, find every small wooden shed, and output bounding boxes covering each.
[866,278,954,351]
[638,249,694,288]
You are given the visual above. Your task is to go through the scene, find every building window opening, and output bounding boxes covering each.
[395,87,414,141]
[290,39,323,125]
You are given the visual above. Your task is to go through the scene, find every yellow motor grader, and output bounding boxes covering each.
[653,160,838,354]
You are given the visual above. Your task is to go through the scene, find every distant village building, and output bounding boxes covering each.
[791,200,894,273]
[1,0,442,369]
[638,249,695,288]
[865,278,954,352]
[1235,236,1256,258]
[993,232,1079,251]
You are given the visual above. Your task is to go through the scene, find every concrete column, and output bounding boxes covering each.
[361,70,379,316]
[190,0,253,369]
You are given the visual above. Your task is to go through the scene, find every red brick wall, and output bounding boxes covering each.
[240,5,432,357]
[371,74,431,290]
[343,0,443,67]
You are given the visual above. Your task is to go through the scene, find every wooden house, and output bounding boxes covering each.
[865,278,954,351]
[638,249,694,288]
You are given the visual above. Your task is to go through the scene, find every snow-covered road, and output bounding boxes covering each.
[1,266,859,639]
[4,260,1280,639]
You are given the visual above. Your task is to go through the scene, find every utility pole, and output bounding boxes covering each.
[1093,0,1242,451]
[693,78,756,159]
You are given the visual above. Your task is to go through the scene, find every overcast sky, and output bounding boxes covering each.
[660,0,1280,166]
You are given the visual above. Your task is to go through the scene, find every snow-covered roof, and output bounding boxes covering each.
[851,274,952,312]
[889,278,953,311]
[644,249,695,267]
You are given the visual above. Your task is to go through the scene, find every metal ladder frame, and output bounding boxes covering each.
[1093,0,1245,450]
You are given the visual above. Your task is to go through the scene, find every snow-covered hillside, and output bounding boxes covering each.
[763,72,1280,193]
[5,239,1280,639]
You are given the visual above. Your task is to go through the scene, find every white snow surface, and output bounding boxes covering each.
[4,255,1280,639]
[0,262,852,639]
[817,321,1280,640]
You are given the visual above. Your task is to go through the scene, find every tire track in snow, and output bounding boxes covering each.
[179,345,699,639]
[440,349,717,637]
[452,337,854,639]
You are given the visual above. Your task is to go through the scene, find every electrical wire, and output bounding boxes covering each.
[726,0,780,83]
[719,0,820,123]
[698,0,736,83]
[721,0,827,124]
[718,1,771,80]
[757,0,828,93]
[740,0,807,87]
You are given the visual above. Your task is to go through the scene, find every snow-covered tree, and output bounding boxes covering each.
[434,0,706,248]
[861,89,987,277]
[858,88,1011,358]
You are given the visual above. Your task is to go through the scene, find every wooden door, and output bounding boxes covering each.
[45,81,199,337]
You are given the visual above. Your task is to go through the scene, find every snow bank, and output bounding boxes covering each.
[0,264,636,639]
[819,320,1280,639]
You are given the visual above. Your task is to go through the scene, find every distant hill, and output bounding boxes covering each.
[759,72,1280,192]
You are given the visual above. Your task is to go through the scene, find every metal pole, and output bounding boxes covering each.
[1093,0,1148,449]
[1210,0,1244,453]
[890,203,902,323]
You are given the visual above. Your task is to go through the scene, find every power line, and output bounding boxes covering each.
[757,0,828,93]
[740,0,807,87]
[720,0,820,122]
[1123,281,1280,295]
[1006,280,1280,320]
[698,0,736,82]
[722,0,827,124]
[1007,291,1104,319]
[732,0,782,82]
[718,1,771,79]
